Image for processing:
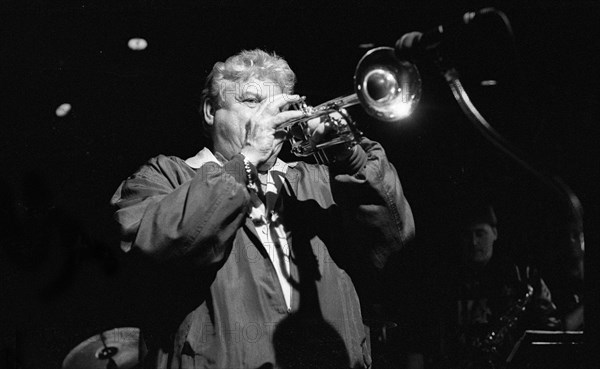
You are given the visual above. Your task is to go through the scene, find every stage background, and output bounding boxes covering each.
[1,1,598,368]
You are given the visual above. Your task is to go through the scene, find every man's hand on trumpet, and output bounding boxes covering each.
[240,94,303,170]
[307,112,356,163]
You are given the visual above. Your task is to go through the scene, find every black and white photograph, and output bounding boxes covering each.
[1,1,597,368]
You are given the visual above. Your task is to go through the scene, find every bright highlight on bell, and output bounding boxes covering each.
[55,103,72,117]
[128,38,148,51]
[388,100,412,120]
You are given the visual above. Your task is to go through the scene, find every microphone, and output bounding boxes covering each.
[395,7,498,57]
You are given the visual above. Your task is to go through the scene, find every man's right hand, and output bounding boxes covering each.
[241,94,303,171]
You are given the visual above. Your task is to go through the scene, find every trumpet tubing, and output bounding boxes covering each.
[284,47,422,160]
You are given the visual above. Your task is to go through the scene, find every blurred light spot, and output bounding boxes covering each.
[481,80,497,86]
[128,38,148,51]
[358,43,376,49]
[55,103,72,117]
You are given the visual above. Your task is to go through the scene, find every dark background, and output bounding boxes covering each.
[1,1,598,368]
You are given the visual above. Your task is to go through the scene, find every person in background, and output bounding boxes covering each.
[437,203,558,369]
[400,202,559,369]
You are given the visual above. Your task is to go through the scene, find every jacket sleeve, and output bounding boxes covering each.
[110,154,252,266]
[330,138,415,269]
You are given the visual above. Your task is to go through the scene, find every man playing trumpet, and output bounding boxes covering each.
[111,48,414,369]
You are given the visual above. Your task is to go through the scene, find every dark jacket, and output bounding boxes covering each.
[110,138,414,369]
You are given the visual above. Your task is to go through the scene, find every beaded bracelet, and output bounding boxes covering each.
[243,157,259,193]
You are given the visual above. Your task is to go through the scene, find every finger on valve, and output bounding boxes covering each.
[309,111,345,146]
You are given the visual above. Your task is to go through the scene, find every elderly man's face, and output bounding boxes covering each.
[461,223,497,267]
[210,77,285,163]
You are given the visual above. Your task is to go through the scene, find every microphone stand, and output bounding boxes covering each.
[434,49,585,259]
[396,7,585,366]
[398,7,584,237]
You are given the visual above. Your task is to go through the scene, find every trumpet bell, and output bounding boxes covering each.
[355,46,421,122]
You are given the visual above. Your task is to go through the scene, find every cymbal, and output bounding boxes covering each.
[62,327,146,369]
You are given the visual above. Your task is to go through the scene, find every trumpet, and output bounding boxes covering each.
[282,47,422,163]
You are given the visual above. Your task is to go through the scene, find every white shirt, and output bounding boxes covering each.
[186,148,292,310]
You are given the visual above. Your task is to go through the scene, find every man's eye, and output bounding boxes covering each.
[243,98,260,104]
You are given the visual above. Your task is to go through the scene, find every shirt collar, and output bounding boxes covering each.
[184,147,222,168]
[185,147,294,174]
